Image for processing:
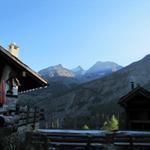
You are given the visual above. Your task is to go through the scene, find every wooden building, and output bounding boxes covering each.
[0,43,48,150]
[119,86,150,131]
[0,43,47,92]
[0,43,48,130]
[0,43,47,108]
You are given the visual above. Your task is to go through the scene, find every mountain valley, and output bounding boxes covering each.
[18,57,150,129]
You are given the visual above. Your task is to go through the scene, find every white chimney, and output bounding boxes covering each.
[9,42,19,58]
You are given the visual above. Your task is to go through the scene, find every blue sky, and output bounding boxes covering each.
[1,0,150,71]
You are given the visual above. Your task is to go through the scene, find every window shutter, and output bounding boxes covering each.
[0,81,6,105]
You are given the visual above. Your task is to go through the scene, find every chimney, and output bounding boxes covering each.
[9,42,19,58]
[131,82,134,90]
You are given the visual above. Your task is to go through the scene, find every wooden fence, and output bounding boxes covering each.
[25,130,150,150]
[0,106,44,150]
[0,106,44,135]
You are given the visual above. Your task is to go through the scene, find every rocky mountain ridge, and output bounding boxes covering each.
[39,61,122,82]
[19,61,122,108]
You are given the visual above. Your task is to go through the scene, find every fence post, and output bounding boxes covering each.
[33,106,37,130]
[86,135,91,150]
[25,132,32,150]
[43,135,48,150]
[105,133,115,150]
[129,136,133,150]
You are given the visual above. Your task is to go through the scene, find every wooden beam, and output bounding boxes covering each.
[0,65,11,85]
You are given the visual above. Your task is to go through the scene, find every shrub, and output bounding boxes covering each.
[101,114,119,132]
[83,124,90,130]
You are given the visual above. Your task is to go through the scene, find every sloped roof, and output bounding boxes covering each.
[118,86,150,106]
[0,45,48,92]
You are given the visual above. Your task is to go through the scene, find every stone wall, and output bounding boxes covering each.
[0,132,23,150]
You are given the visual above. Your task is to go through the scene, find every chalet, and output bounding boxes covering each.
[118,86,150,131]
[0,43,48,130]
[0,43,47,108]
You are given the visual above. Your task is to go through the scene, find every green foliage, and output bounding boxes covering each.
[51,119,60,128]
[101,114,119,132]
[83,124,90,130]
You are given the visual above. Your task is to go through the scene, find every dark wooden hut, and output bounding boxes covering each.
[119,86,150,131]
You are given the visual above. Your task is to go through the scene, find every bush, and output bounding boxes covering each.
[101,114,119,132]
[82,124,90,130]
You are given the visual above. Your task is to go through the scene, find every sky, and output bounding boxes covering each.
[1,0,150,71]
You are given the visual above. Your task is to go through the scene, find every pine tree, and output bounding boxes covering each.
[110,114,119,131]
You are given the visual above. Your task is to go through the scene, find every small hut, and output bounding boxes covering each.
[119,86,150,131]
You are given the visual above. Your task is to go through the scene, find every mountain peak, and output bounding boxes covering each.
[86,61,122,74]
[39,64,75,78]
[52,64,63,69]
[72,65,84,72]
[71,65,85,76]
